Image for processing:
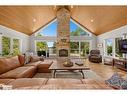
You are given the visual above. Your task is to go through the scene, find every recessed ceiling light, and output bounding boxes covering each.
[71,5,73,9]
[33,19,36,22]
[90,19,94,22]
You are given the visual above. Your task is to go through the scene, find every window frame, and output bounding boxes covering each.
[1,35,21,56]
[105,38,113,57]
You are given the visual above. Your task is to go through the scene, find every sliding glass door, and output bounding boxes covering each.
[70,42,79,57]
[80,42,90,57]
[70,41,90,57]
[36,41,56,57]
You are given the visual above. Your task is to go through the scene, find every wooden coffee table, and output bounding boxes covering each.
[49,58,90,79]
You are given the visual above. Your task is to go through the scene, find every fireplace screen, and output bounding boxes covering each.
[59,49,68,57]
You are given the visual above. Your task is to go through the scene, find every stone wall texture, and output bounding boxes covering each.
[56,8,70,57]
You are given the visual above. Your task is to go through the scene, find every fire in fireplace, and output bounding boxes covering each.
[59,49,68,57]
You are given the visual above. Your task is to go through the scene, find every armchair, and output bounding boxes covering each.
[88,50,102,63]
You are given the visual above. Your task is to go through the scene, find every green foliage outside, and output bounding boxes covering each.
[2,36,11,56]
[36,33,48,51]
[2,36,21,56]
[12,39,20,56]
[70,42,79,49]
[70,42,90,56]
[70,42,79,54]
[107,46,112,56]
[36,42,48,51]
[115,38,123,58]
[70,27,89,36]
[70,27,90,56]
[37,33,43,37]
[81,42,89,56]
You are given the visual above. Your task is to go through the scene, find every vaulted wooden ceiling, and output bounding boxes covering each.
[0,6,127,36]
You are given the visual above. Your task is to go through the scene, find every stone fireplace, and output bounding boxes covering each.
[59,49,68,57]
[56,7,70,57]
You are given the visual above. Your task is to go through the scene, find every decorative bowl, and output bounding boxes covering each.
[63,61,73,67]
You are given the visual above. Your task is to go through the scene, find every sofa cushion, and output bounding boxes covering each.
[0,56,20,74]
[0,66,36,79]
[38,60,53,68]
[30,55,44,62]
[8,78,47,89]
[37,60,53,73]
[0,79,15,85]
[18,55,25,66]
[24,61,41,67]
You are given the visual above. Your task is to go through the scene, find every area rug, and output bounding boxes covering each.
[34,70,103,80]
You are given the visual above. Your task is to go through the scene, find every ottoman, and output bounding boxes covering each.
[37,60,53,73]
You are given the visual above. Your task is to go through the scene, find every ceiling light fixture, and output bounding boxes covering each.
[33,19,36,22]
[90,19,94,22]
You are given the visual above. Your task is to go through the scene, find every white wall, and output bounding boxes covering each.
[0,25,30,54]
[97,25,127,57]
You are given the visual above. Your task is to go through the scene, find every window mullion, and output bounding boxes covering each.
[0,34,2,56]
[10,38,13,55]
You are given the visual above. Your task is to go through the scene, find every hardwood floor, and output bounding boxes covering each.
[47,57,127,79]
[85,59,127,80]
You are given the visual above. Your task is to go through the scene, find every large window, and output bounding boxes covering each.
[2,36,11,56]
[70,42,79,56]
[2,36,21,56]
[36,41,56,57]
[13,39,20,55]
[36,21,57,37]
[80,42,90,57]
[70,41,90,57]
[36,20,91,37]
[36,41,48,51]
[70,21,90,36]
[105,39,113,56]
[115,37,123,58]
[34,19,92,58]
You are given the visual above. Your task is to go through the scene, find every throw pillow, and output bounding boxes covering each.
[18,55,25,66]
[25,52,33,63]
[120,80,127,89]
[105,72,125,89]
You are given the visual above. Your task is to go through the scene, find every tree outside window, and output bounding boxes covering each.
[2,36,11,56]
[105,39,113,56]
[80,42,90,57]
[70,42,79,55]
[70,27,89,36]
[36,41,48,51]
[13,39,20,55]
[115,37,123,58]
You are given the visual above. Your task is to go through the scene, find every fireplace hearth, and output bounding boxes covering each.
[59,49,68,57]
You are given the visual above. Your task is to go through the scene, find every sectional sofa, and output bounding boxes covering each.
[0,55,53,79]
[0,55,112,89]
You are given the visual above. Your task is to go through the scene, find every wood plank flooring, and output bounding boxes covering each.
[85,59,127,79]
